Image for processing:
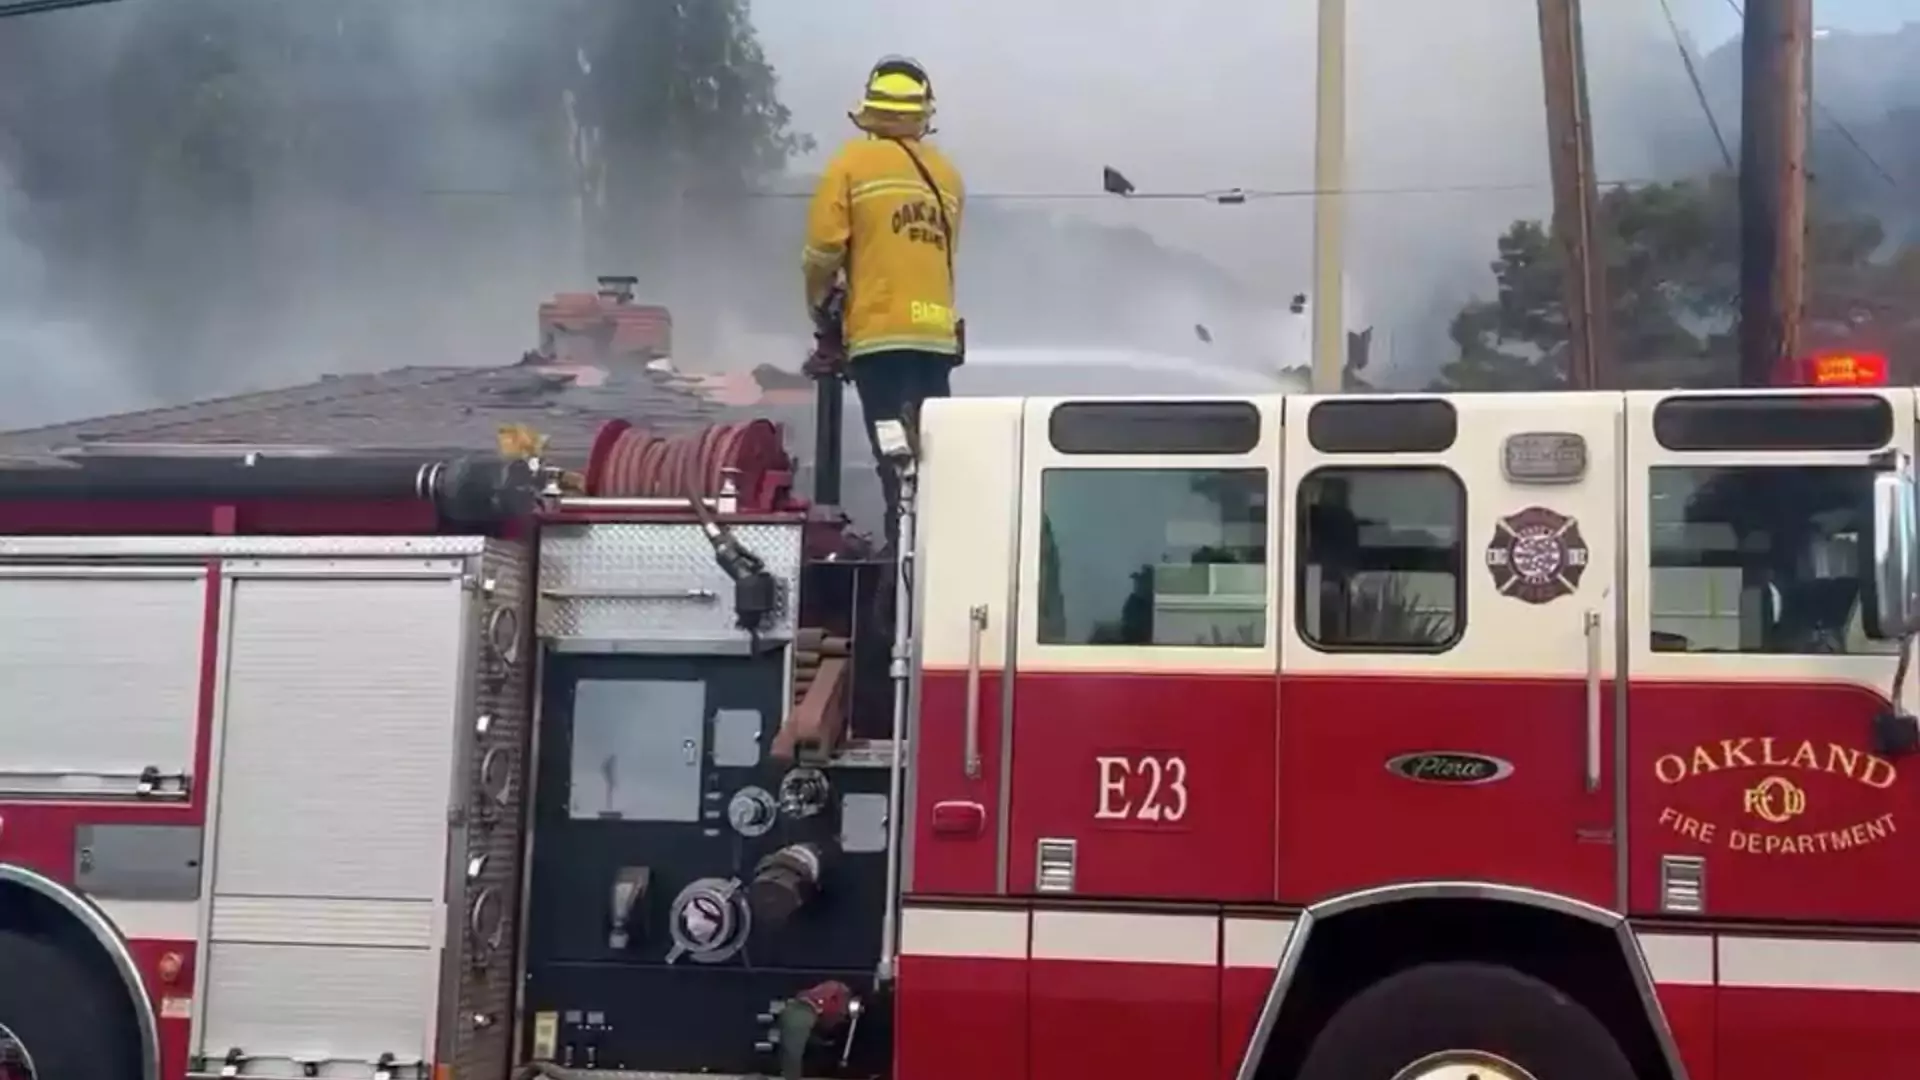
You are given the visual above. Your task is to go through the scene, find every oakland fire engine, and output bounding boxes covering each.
[0,324,1917,1080]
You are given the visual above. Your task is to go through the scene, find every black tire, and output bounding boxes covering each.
[0,929,142,1080]
[1296,961,1636,1080]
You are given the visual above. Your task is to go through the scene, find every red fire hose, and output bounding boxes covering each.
[584,419,792,512]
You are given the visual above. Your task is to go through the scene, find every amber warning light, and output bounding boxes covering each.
[1792,352,1889,387]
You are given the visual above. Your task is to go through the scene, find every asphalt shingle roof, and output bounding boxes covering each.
[0,362,725,464]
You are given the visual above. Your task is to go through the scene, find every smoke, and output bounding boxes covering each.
[0,0,621,429]
[0,0,1905,431]
[0,163,153,429]
[753,0,1703,381]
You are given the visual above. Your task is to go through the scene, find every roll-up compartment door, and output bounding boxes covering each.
[0,566,205,797]
[197,563,469,1077]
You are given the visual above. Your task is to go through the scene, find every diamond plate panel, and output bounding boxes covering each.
[537,523,802,643]
[443,540,533,1079]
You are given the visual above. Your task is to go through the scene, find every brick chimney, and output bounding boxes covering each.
[531,275,672,366]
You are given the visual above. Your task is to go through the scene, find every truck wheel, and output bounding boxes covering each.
[0,930,140,1080]
[1296,961,1635,1080]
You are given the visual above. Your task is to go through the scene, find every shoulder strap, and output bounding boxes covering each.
[891,139,956,281]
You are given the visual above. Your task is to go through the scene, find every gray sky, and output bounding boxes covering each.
[3,0,1913,429]
[754,0,1715,374]
[754,0,1914,377]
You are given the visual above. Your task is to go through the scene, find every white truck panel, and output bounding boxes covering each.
[200,565,470,1075]
[210,572,465,898]
[209,896,437,948]
[195,940,437,1070]
[0,567,204,795]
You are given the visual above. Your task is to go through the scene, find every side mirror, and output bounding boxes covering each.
[1865,468,1920,640]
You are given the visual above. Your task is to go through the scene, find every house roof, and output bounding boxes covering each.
[0,356,893,533]
[0,361,727,464]
[0,342,1297,536]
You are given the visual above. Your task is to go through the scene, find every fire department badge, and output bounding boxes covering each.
[1485,507,1589,604]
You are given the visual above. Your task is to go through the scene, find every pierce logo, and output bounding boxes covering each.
[1385,752,1515,786]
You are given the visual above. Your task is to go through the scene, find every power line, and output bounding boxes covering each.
[1820,112,1901,189]
[0,0,137,17]
[385,177,1668,205]
[707,179,1660,203]
[1655,0,1734,170]
[1720,0,1900,188]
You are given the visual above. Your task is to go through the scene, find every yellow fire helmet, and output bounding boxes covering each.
[860,55,934,119]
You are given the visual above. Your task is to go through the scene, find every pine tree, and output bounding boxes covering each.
[1434,175,1917,391]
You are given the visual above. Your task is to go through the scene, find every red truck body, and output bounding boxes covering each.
[897,382,1920,1080]
[1,348,1917,1080]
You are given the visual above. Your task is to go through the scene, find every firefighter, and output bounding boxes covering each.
[803,55,965,550]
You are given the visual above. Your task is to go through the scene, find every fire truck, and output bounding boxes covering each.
[0,340,1917,1080]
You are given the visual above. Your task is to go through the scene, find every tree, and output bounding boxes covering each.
[0,0,812,404]
[547,0,811,353]
[1437,178,1735,391]
[1435,173,1917,391]
[1811,107,1920,247]
[557,0,809,258]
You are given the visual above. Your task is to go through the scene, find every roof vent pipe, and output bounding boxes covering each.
[596,275,637,305]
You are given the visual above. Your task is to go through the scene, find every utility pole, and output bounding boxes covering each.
[1536,0,1612,390]
[1309,0,1347,394]
[1738,0,1812,386]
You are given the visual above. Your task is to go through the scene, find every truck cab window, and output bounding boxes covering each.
[1037,468,1268,647]
[1649,465,1892,655]
[1296,467,1464,651]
